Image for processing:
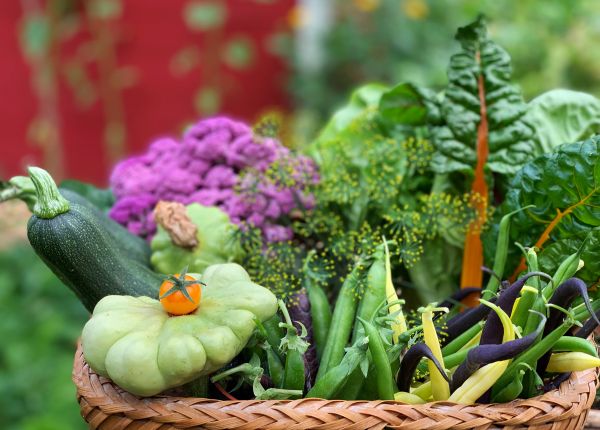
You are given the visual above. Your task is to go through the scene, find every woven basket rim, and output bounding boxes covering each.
[73,340,599,429]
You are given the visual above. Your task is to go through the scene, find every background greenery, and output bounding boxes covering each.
[3,1,600,428]
[287,0,600,141]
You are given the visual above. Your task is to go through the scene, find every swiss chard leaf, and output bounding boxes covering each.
[379,82,441,129]
[502,136,600,284]
[431,16,535,175]
[307,83,389,162]
[526,89,600,155]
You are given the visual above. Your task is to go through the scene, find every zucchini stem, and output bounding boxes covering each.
[28,167,69,219]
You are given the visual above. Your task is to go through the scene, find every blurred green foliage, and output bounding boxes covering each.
[287,0,600,138]
[0,244,88,430]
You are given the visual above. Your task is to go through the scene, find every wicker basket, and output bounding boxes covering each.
[73,342,599,430]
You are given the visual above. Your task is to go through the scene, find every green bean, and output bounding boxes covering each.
[523,297,547,336]
[493,368,526,402]
[552,336,599,357]
[484,206,533,296]
[544,249,582,300]
[358,318,396,400]
[494,317,574,390]
[511,247,542,330]
[441,321,483,356]
[315,260,364,381]
[418,345,475,375]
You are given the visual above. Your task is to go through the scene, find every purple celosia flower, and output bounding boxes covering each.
[109,116,317,241]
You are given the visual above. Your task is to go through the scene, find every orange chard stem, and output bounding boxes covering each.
[460,66,489,307]
[509,186,597,281]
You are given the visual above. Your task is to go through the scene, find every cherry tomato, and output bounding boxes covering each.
[159,273,201,315]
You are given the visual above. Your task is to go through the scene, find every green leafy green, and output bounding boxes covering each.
[307,83,389,162]
[430,16,535,175]
[501,136,600,284]
[379,82,441,128]
[526,89,600,154]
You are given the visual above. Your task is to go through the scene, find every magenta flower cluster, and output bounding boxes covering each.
[109,116,317,242]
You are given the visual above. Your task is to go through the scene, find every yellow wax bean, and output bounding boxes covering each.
[448,360,509,404]
[422,308,449,400]
[394,391,427,404]
[547,352,600,373]
[384,240,406,342]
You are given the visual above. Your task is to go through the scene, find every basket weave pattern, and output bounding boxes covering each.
[73,342,598,430]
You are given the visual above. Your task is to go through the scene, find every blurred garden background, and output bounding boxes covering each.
[1,0,600,428]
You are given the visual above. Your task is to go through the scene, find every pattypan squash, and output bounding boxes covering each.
[81,263,277,396]
[151,203,241,274]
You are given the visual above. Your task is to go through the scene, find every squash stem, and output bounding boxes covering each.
[28,167,69,219]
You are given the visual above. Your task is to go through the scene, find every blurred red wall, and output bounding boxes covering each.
[0,0,294,186]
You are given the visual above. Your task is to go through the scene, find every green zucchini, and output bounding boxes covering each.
[59,188,151,265]
[26,167,161,312]
[2,175,151,265]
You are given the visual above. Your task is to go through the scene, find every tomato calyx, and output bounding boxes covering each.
[159,266,205,304]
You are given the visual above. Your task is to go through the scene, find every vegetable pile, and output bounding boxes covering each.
[2,16,600,405]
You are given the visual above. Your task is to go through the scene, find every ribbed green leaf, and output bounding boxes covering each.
[526,89,600,155]
[431,16,535,175]
[502,136,600,283]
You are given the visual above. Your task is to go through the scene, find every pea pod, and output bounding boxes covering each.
[278,301,308,392]
[316,259,364,380]
[358,317,396,400]
[303,251,332,360]
[306,338,369,399]
[335,364,367,400]
[255,319,285,387]
[263,314,285,360]
[353,246,386,343]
